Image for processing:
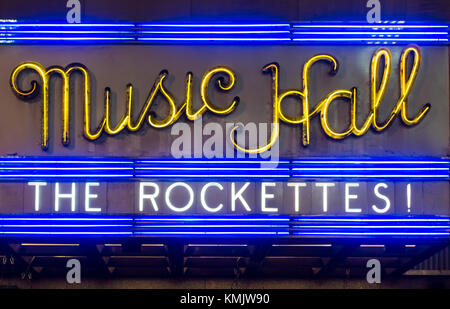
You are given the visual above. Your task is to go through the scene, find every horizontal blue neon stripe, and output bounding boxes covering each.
[291,216,449,237]
[292,225,448,228]
[136,216,290,220]
[0,215,447,238]
[292,232,449,236]
[0,157,135,180]
[0,157,447,180]
[134,216,291,236]
[135,159,291,179]
[292,217,450,222]
[0,216,133,236]
[290,24,448,31]
[291,22,448,45]
[293,223,448,238]
[290,158,449,180]
[134,232,290,235]
[0,22,447,45]
[138,24,291,27]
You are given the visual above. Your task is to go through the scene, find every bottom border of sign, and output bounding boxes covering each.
[0,214,448,239]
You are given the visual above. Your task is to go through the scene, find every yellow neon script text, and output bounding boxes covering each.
[11,65,237,150]
[10,46,429,152]
[230,45,429,153]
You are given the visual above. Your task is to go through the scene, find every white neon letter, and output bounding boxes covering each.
[315,183,335,212]
[165,182,194,212]
[139,182,160,212]
[85,182,101,212]
[200,182,224,213]
[55,183,76,212]
[261,182,277,213]
[371,183,391,214]
[407,183,412,213]
[231,182,251,212]
[287,183,307,212]
[345,183,361,213]
[28,182,47,212]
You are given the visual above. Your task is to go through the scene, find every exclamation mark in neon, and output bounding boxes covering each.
[407,184,411,213]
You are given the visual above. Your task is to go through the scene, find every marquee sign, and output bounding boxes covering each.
[0,22,448,237]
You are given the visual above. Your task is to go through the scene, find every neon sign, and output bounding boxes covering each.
[26,181,414,215]
[10,45,429,152]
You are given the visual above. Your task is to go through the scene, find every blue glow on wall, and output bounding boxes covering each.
[0,157,447,181]
[292,216,450,237]
[0,215,447,238]
[0,22,447,45]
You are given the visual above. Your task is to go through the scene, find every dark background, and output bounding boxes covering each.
[0,0,449,23]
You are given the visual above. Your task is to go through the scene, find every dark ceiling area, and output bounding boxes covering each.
[0,238,448,279]
[0,0,449,23]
